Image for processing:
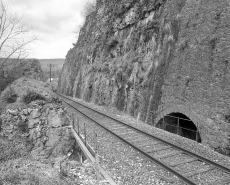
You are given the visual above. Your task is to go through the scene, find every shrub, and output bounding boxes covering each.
[82,0,96,18]
[22,90,46,104]
[1,87,18,103]
[0,75,16,92]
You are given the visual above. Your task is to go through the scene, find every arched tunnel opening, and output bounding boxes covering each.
[156,112,201,143]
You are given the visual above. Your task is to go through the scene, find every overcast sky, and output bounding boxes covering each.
[8,0,89,59]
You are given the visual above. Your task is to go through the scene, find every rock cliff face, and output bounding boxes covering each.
[58,0,230,152]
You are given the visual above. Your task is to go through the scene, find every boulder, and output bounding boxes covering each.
[7,109,18,116]
[48,111,63,128]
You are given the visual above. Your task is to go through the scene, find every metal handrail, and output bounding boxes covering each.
[160,122,199,133]
[70,113,98,154]
[163,114,193,122]
[151,109,194,122]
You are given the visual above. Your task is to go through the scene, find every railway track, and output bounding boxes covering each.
[56,93,230,185]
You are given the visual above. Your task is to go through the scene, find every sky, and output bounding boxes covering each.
[8,0,89,59]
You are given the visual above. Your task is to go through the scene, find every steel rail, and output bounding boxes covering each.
[56,93,230,176]
[57,93,198,185]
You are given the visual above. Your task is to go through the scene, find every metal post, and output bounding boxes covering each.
[50,63,51,82]
[177,117,180,135]
[79,151,83,164]
[95,132,99,181]
[95,132,98,153]
[84,122,86,146]
[72,113,75,130]
[77,117,80,135]
[145,95,153,124]
[195,131,198,142]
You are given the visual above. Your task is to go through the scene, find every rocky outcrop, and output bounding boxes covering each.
[0,78,105,185]
[58,0,230,152]
[0,78,75,160]
[1,100,74,159]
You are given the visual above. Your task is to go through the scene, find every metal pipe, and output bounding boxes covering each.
[77,116,80,135]
[84,122,86,146]
[72,113,75,131]
[164,114,193,122]
[50,63,51,82]
[177,117,180,135]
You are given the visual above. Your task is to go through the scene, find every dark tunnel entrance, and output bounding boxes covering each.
[156,112,201,143]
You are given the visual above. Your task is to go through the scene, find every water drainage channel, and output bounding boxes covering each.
[56,92,230,185]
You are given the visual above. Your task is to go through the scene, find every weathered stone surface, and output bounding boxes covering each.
[30,108,41,119]
[47,111,64,128]
[0,79,75,160]
[58,0,230,153]
[28,118,40,128]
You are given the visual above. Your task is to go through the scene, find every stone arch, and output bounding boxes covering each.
[155,105,203,141]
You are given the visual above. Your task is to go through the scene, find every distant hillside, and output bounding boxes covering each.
[39,58,65,71]
[39,58,65,80]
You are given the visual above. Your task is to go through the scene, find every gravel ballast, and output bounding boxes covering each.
[72,97,230,169]
[61,96,230,184]
[64,102,184,185]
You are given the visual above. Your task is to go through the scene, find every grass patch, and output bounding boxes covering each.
[1,87,18,103]
[0,158,71,185]
[0,136,28,163]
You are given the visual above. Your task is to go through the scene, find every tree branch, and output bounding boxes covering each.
[0,0,36,68]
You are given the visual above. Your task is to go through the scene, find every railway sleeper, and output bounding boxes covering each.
[131,138,152,143]
[135,141,159,148]
[183,166,215,177]
[110,126,127,131]
[169,158,197,167]
[110,128,131,133]
[154,150,182,159]
[122,135,143,141]
[117,132,136,137]
[145,145,171,153]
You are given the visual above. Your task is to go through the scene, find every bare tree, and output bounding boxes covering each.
[0,0,36,69]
